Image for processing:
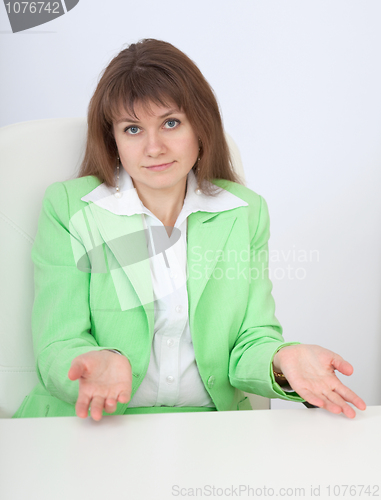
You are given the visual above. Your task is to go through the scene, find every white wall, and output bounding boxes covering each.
[1,0,380,407]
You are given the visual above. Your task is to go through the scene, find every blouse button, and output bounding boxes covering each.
[166,376,175,384]
[167,339,175,347]
[175,305,182,313]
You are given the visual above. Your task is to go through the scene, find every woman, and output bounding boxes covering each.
[13,39,366,421]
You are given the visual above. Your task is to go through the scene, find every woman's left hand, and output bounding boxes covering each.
[272,344,366,418]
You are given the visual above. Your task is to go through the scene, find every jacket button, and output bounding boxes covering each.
[207,376,215,388]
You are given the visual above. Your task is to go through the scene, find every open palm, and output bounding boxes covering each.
[273,344,366,418]
[68,350,132,421]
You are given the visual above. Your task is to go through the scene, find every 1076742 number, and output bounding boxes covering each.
[5,2,60,14]
[326,485,379,497]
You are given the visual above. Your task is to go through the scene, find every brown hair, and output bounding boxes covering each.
[79,38,243,195]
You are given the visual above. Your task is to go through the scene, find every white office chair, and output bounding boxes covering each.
[0,117,268,417]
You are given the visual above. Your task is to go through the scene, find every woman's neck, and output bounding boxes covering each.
[133,178,187,228]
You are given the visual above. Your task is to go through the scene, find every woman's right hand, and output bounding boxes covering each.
[68,350,132,421]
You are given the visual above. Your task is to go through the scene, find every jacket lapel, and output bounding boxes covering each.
[85,202,155,335]
[187,210,237,320]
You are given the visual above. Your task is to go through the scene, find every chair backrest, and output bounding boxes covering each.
[0,117,255,418]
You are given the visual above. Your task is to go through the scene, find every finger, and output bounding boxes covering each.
[308,384,357,419]
[333,383,367,412]
[104,401,117,413]
[104,398,117,414]
[332,356,353,376]
[295,387,343,415]
[75,394,91,419]
[323,389,356,419]
[105,391,131,412]
[117,390,131,405]
[294,379,363,418]
[68,360,85,381]
[307,390,343,415]
[293,387,326,409]
[103,387,131,413]
[89,396,106,421]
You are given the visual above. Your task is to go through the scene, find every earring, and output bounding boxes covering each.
[115,156,122,199]
[195,157,202,195]
[195,141,203,194]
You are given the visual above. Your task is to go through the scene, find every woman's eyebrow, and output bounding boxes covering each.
[115,116,139,124]
[116,108,183,124]
[159,108,183,118]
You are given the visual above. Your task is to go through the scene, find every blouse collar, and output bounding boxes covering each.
[81,168,247,224]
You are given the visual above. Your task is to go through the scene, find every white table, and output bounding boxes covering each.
[0,406,380,500]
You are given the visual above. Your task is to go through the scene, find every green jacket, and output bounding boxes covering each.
[13,176,303,418]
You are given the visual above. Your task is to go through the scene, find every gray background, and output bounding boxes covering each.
[1,0,380,408]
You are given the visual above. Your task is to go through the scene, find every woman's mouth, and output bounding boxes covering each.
[144,162,174,172]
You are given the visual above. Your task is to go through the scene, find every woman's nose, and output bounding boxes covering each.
[144,131,166,157]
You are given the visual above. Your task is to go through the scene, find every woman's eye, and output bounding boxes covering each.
[125,126,140,135]
[164,119,180,129]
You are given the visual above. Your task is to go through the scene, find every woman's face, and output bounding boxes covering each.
[113,100,199,197]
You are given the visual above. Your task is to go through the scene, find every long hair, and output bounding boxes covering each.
[79,39,243,195]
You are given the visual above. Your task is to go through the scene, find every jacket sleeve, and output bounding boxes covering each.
[228,195,305,402]
[31,182,129,405]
